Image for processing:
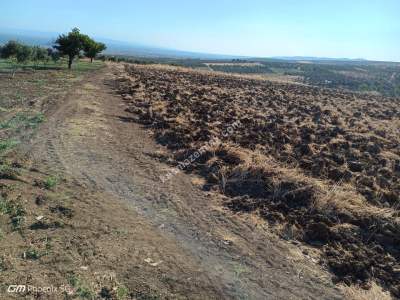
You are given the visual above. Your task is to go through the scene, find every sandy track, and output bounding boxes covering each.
[30,64,344,299]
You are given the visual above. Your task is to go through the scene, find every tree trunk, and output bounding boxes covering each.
[68,56,73,69]
[11,64,16,78]
[90,57,93,63]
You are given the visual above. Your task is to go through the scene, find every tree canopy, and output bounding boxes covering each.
[83,39,106,63]
[54,28,106,69]
[0,41,21,59]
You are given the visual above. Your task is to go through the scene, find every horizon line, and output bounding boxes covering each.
[0,26,399,63]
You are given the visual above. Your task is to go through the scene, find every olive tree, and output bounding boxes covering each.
[1,41,32,77]
[83,39,106,63]
[16,45,32,65]
[0,40,20,59]
[53,28,87,69]
[47,48,61,64]
[32,46,48,67]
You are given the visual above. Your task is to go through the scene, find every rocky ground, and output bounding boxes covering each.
[117,63,400,297]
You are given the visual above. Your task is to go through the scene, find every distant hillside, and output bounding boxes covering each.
[272,56,367,62]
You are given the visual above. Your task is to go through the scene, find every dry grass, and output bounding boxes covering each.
[341,282,393,300]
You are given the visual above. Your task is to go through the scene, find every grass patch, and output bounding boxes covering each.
[72,60,104,72]
[23,248,42,260]
[0,196,25,231]
[0,139,19,155]
[0,58,104,73]
[43,175,59,190]
[21,238,53,260]
[68,274,95,299]
[0,196,14,215]
[0,112,45,131]
[116,285,129,300]
[34,175,61,190]
[0,162,19,179]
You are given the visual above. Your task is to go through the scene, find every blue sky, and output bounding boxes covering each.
[1,0,399,61]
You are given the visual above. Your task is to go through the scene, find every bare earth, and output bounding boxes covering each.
[25,64,345,299]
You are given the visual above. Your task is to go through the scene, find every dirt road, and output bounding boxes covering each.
[30,64,344,299]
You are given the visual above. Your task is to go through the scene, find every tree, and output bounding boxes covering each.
[16,45,32,64]
[1,40,20,59]
[47,48,60,64]
[53,28,87,69]
[1,41,32,77]
[32,46,48,67]
[83,39,106,63]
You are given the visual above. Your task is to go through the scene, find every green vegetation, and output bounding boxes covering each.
[0,139,19,154]
[0,256,6,271]
[0,162,19,180]
[116,286,129,300]
[43,175,59,190]
[68,274,95,299]
[0,196,25,231]
[210,64,273,74]
[0,112,44,131]
[0,41,31,77]
[279,62,400,97]
[0,57,104,73]
[54,27,107,69]
[23,239,52,260]
[0,28,106,73]
[83,38,106,63]
[24,248,41,260]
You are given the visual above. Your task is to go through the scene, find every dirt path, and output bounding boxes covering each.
[30,64,344,299]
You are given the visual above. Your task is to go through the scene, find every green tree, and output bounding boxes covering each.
[53,28,87,69]
[1,41,32,77]
[16,45,32,65]
[32,46,48,67]
[47,48,61,64]
[83,39,106,63]
[0,40,20,59]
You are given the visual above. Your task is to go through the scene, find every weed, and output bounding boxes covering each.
[0,196,25,231]
[24,248,41,260]
[233,264,248,278]
[0,196,13,215]
[0,112,45,131]
[0,139,19,155]
[117,285,129,300]
[44,237,53,256]
[22,242,51,260]
[68,275,95,299]
[0,162,19,179]
[11,215,24,231]
[114,229,129,236]
[0,256,6,271]
[43,175,59,190]
[77,287,95,299]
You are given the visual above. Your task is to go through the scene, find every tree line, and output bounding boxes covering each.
[0,28,106,73]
